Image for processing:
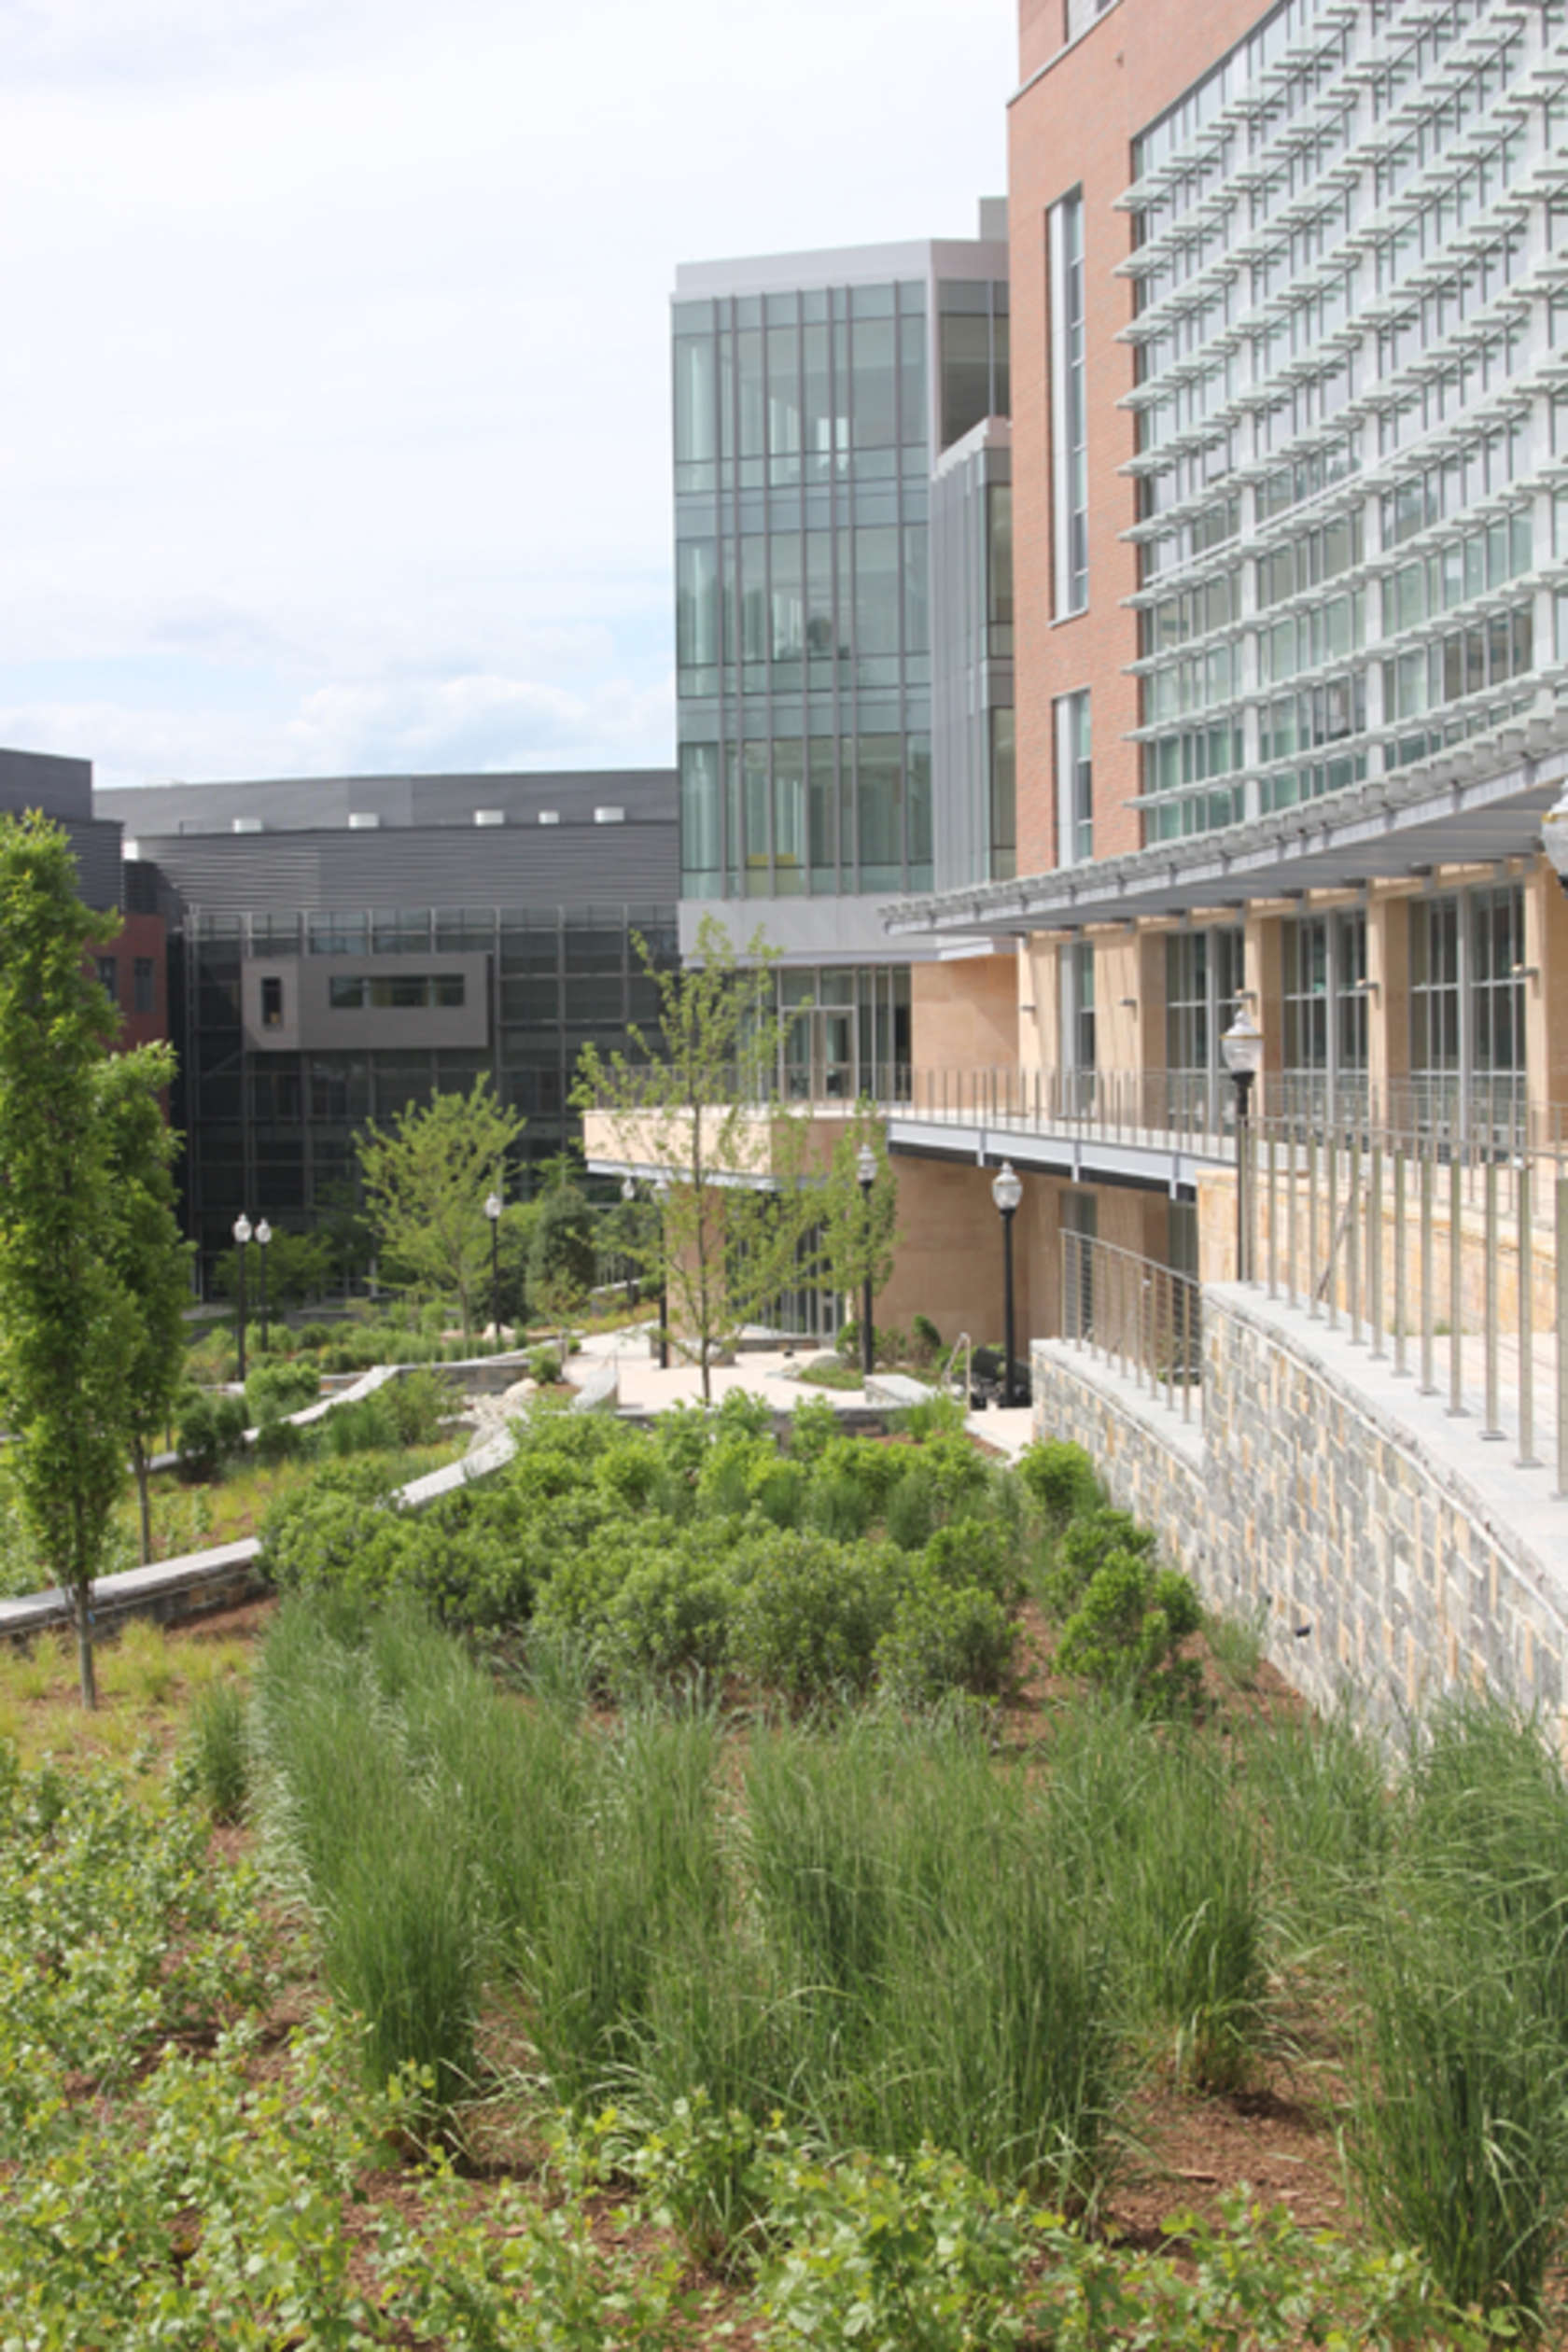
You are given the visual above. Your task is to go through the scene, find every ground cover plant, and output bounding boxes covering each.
[4,1579,1563,2341]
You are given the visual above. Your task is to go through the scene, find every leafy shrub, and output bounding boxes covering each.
[1057,1552,1202,1714]
[805,1465,874,1542]
[885,1463,938,1551]
[296,1321,333,1351]
[593,1435,664,1511]
[528,1346,564,1386]
[1018,1439,1100,1534]
[245,1360,321,1423]
[876,1575,1017,1705]
[175,1390,247,1483]
[384,1367,446,1449]
[729,1531,902,1702]
[920,1520,1017,1604]
[1041,1505,1157,1622]
[258,1464,413,1599]
[255,1414,308,1466]
[605,1538,735,1685]
[785,1395,842,1464]
[715,1388,774,1438]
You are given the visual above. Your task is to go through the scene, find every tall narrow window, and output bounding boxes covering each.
[1055,690,1092,866]
[1049,190,1088,615]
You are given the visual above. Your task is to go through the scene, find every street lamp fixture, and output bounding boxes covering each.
[1220,1007,1265,1282]
[651,1176,670,1370]
[255,1218,272,1357]
[484,1190,502,1351]
[856,1141,877,1383]
[232,1213,252,1388]
[990,1160,1023,1408]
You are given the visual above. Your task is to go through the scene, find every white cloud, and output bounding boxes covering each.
[0,0,1013,783]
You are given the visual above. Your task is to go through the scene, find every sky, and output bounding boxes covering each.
[0,0,1015,792]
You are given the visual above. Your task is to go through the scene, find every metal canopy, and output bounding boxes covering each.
[884,740,1568,938]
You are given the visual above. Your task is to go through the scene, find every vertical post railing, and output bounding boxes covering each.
[1348,1129,1363,1344]
[1267,1127,1278,1298]
[1483,1152,1502,1442]
[1393,1142,1408,1378]
[1326,1131,1339,1329]
[1449,1142,1466,1418]
[1421,1139,1436,1395]
[1288,1116,1299,1310]
[1557,1178,1568,1497]
[1370,1139,1385,1360]
[1518,1156,1536,1468]
[1308,1126,1321,1317]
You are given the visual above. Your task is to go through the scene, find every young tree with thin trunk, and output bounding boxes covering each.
[355,1074,525,1342]
[98,1043,191,1565]
[0,815,135,1707]
[819,1099,900,1343]
[573,914,819,1403]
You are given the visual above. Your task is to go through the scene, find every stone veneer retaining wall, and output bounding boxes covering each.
[1032,1291,1568,1735]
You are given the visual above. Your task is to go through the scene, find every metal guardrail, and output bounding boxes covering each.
[1060,1232,1204,1425]
[1240,1113,1568,1490]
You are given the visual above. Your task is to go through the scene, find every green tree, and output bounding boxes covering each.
[210,1226,335,1316]
[0,815,133,1705]
[573,914,819,1402]
[98,1043,191,1565]
[526,1180,597,1346]
[355,1075,525,1343]
[819,1099,899,1339]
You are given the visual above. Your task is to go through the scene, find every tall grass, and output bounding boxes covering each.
[1345,1697,1568,2331]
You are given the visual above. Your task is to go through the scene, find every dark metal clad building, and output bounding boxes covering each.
[99,769,679,1278]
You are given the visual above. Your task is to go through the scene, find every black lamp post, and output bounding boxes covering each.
[652,1176,670,1369]
[232,1212,252,1388]
[991,1160,1022,1407]
[484,1190,502,1351]
[621,1173,638,1304]
[255,1219,272,1356]
[1221,1007,1265,1283]
[856,1141,876,1381]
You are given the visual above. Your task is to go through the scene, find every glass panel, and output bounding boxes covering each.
[673,332,716,466]
[903,523,928,656]
[677,539,719,674]
[854,525,901,657]
[857,735,903,888]
[770,532,804,664]
[940,311,992,449]
[774,741,805,895]
[899,312,927,448]
[851,316,898,449]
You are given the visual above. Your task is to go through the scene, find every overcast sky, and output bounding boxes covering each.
[0,0,1013,792]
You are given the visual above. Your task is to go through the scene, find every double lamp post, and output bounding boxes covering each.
[231,1212,272,1384]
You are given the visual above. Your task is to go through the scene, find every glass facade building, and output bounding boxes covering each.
[673,225,1011,929]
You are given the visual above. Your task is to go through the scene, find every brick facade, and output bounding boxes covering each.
[1007,0,1273,875]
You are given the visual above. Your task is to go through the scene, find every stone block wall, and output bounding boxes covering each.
[1033,1295,1568,1737]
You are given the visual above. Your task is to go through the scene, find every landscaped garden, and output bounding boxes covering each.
[5,1394,1568,2342]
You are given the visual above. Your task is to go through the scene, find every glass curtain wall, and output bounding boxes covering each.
[674,267,1008,903]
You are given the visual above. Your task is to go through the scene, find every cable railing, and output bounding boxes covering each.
[1060,1231,1204,1425]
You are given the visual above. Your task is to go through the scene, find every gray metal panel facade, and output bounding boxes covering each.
[0,748,93,823]
[102,767,676,843]
[124,819,678,916]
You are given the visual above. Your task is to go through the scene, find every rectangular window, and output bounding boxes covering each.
[133,957,156,1015]
[1055,690,1092,866]
[1049,189,1088,615]
[1061,940,1097,1109]
[328,973,466,1013]
[260,975,284,1029]
[328,976,365,1010]
[96,956,119,1003]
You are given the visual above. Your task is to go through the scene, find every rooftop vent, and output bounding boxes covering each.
[473,808,505,827]
[231,817,262,834]
[538,809,561,826]
[594,805,625,825]
[347,811,381,830]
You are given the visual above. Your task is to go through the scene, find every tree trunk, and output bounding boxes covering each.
[74,1585,97,1711]
[134,1440,152,1565]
